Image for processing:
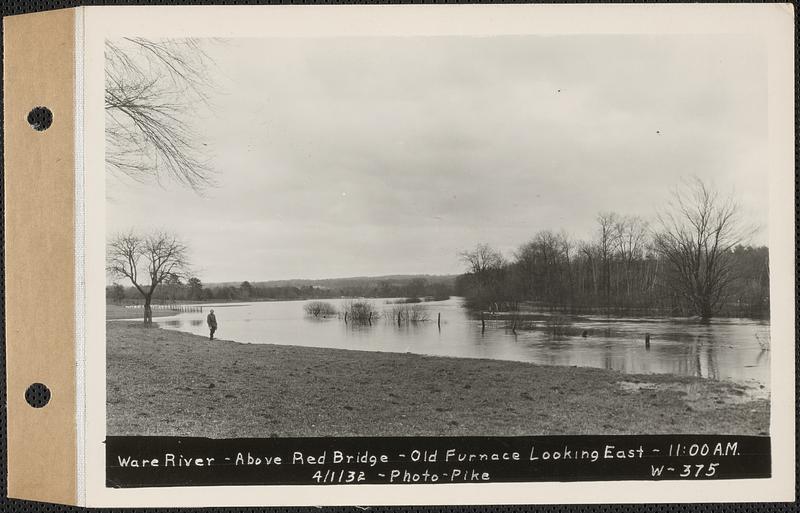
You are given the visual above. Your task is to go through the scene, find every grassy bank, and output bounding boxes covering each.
[106,304,178,320]
[107,322,769,438]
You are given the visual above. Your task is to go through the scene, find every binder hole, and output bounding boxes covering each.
[25,383,51,408]
[27,106,53,131]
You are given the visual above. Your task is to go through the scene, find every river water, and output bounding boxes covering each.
[152,297,770,391]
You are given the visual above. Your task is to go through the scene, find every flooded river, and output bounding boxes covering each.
[152,297,770,391]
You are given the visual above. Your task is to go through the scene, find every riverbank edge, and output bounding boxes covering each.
[107,300,769,322]
[106,304,180,320]
[107,321,770,438]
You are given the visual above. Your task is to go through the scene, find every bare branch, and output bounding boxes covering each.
[105,38,219,192]
[106,231,192,325]
[653,177,752,319]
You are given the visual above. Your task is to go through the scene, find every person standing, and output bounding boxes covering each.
[206,309,218,340]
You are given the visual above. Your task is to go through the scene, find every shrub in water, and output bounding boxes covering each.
[384,304,430,323]
[343,300,377,324]
[303,301,337,318]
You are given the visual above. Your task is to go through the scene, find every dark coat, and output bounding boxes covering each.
[207,312,217,329]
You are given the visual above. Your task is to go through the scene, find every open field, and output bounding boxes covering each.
[107,322,769,438]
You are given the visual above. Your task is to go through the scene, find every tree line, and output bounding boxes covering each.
[106,180,767,324]
[107,276,454,305]
[456,179,768,320]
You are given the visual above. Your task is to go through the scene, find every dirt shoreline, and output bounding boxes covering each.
[107,321,769,438]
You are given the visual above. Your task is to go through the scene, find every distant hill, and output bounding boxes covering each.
[207,274,457,290]
[108,274,458,303]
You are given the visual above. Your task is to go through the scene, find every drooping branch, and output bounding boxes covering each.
[105,38,218,191]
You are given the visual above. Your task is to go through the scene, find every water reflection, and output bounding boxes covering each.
[161,318,204,329]
[155,297,770,390]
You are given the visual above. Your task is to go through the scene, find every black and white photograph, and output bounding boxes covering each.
[90,6,795,497]
[105,33,771,439]
[2,3,795,508]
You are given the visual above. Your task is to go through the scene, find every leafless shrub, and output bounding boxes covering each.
[407,304,430,322]
[303,301,337,318]
[384,304,430,324]
[342,300,377,324]
[384,305,403,323]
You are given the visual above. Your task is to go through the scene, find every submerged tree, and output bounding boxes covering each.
[459,243,507,310]
[653,178,752,320]
[107,231,191,325]
[105,38,218,191]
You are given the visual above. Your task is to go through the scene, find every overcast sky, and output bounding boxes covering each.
[107,35,769,283]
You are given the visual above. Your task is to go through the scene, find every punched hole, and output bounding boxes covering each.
[27,106,53,131]
[25,383,51,408]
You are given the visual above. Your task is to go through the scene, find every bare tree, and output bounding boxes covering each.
[653,178,752,320]
[595,212,620,302]
[105,38,218,191]
[107,231,191,325]
[614,215,649,297]
[460,243,505,275]
[578,241,601,298]
[514,231,571,305]
[459,243,507,311]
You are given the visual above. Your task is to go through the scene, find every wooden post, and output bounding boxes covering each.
[437,312,441,330]
[481,311,485,332]
[645,333,651,349]
[368,312,372,325]
[397,312,402,326]
[344,312,348,324]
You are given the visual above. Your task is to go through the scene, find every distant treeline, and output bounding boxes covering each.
[456,216,769,319]
[107,275,455,304]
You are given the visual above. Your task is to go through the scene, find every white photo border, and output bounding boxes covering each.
[81,3,796,506]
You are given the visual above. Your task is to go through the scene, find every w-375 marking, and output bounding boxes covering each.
[651,463,719,478]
